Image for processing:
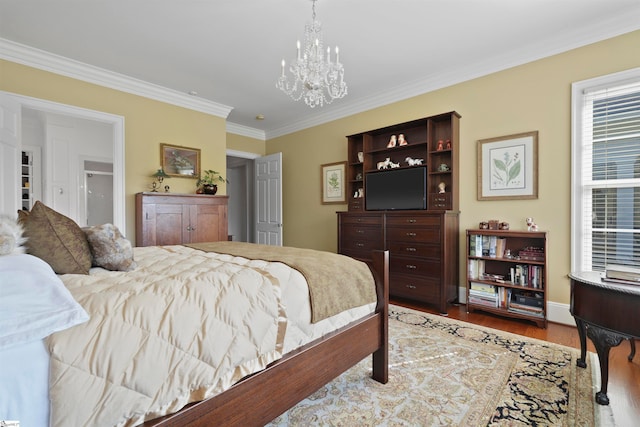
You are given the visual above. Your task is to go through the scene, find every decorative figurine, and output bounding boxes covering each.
[405,157,424,166]
[398,134,408,146]
[389,161,400,168]
[357,151,364,162]
[387,135,397,148]
[437,140,444,151]
[358,188,364,198]
[438,182,446,193]
[446,139,451,150]
[377,157,393,170]
[437,163,450,172]
[526,217,538,231]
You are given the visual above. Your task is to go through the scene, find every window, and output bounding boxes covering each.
[571,68,640,272]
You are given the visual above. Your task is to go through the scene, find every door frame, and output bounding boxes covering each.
[1,91,126,234]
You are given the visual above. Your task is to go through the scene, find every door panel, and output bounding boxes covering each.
[255,152,282,246]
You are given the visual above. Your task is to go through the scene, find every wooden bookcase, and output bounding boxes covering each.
[465,229,548,328]
[346,111,460,212]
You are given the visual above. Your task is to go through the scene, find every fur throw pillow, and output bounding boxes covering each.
[83,223,136,271]
[0,214,27,255]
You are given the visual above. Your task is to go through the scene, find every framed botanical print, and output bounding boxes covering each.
[321,161,347,204]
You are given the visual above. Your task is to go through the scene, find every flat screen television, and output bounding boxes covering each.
[365,167,427,210]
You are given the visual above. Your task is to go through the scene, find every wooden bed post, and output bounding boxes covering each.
[371,249,389,384]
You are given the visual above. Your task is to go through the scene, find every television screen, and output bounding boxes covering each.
[365,167,427,210]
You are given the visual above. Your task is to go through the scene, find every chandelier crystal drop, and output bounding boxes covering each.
[276,0,347,108]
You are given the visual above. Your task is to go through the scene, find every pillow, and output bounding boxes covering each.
[0,214,27,255]
[22,201,92,275]
[84,223,136,271]
[0,254,89,349]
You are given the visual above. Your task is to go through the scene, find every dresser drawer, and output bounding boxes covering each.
[386,227,440,243]
[341,224,382,241]
[339,215,383,226]
[390,256,441,278]
[340,237,383,259]
[390,273,440,302]
[388,241,441,259]
[386,214,440,227]
[428,193,451,210]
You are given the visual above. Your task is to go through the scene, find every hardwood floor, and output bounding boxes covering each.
[392,298,640,427]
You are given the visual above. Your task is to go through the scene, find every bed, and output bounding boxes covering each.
[0,205,389,427]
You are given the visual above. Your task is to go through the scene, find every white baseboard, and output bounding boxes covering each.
[456,286,576,327]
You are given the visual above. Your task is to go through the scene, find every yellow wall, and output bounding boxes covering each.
[2,30,638,307]
[266,30,640,305]
[0,60,227,237]
[227,132,266,155]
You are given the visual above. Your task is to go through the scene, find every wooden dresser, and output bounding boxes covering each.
[338,210,459,314]
[135,192,228,247]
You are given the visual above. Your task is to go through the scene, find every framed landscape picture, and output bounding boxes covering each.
[160,143,201,178]
[477,131,538,200]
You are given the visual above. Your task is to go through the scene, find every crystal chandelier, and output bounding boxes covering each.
[276,0,347,107]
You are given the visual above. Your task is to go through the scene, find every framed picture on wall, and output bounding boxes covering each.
[477,131,538,200]
[321,161,347,204]
[160,143,201,178]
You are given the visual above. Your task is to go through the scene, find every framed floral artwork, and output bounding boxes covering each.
[160,143,201,178]
[321,161,347,204]
[477,131,538,200]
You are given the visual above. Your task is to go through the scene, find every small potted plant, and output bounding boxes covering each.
[197,169,227,195]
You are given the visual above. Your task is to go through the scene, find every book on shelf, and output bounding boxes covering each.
[469,234,482,256]
[518,246,545,261]
[467,259,485,279]
[469,281,496,294]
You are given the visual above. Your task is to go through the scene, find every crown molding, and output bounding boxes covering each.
[0,38,234,119]
[226,122,266,140]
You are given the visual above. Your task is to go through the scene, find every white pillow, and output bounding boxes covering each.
[0,254,89,349]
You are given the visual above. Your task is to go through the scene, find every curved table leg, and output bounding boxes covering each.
[630,338,636,362]
[586,325,625,406]
[575,317,588,369]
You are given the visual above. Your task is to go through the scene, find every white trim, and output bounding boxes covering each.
[546,301,576,327]
[0,38,233,119]
[2,90,127,236]
[226,149,261,160]
[226,122,266,140]
[570,67,640,271]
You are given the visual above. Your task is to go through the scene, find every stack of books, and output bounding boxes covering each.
[604,264,640,286]
[468,282,497,307]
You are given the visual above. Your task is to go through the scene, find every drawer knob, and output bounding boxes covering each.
[356,243,364,247]
[406,247,417,252]
[406,232,417,237]
[356,229,365,234]
[405,264,417,269]
[406,284,417,289]
[407,219,417,223]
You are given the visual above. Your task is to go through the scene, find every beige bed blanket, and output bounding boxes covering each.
[48,246,287,427]
[187,241,377,323]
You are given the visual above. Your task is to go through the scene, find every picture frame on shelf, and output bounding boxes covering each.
[321,161,347,204]
[160,143,201,178]
[477,131,538,200]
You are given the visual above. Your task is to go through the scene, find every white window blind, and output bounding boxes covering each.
[572,70,640,272]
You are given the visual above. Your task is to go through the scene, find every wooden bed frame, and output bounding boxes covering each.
[143,250,389,426]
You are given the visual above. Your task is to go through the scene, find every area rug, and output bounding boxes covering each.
[268,305,604,426]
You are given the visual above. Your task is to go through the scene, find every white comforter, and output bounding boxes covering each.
[49,245,374,427]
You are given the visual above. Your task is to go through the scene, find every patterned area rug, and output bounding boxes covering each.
[268,305,600,426]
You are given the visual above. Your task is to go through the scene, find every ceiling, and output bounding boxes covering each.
[1,0,639,139]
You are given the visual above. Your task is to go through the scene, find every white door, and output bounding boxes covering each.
[255,152,282,245]
[0,95,20,216]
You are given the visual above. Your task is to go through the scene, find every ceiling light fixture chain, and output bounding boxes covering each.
[276,0,347,108]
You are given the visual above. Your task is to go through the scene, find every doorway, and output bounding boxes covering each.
[0,91,125,234]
